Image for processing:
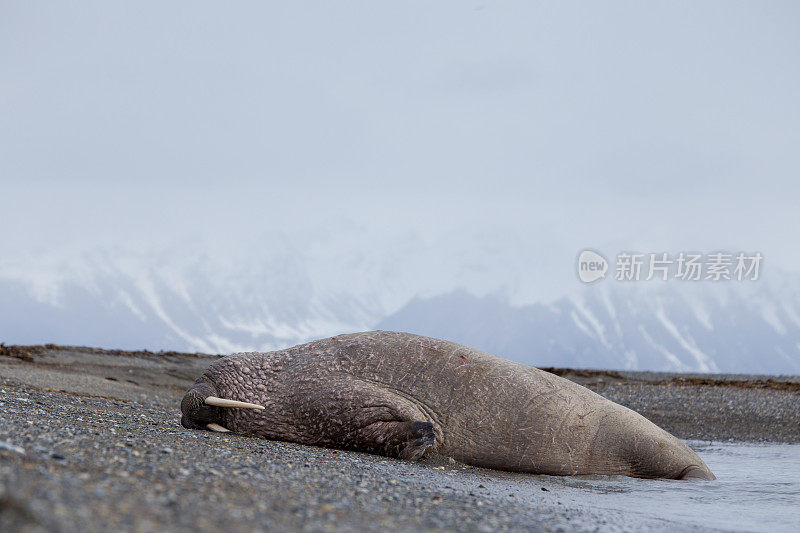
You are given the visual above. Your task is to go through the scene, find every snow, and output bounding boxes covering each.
[570,310,596,341]
[638,325,689,371]
[134,276,215,353]
[759,302,787,335]
[1,234,800,373]
[571,295,612,349]
[654,297,718,372]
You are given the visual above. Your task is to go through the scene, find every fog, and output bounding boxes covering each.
[2,1,799,292]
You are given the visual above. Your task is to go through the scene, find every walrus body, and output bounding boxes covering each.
[181,331,714,480]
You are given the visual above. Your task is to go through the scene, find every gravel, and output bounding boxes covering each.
[1,344,797,532]
[0,381,624,532]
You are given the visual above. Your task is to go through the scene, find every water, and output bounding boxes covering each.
[554,442,800,531]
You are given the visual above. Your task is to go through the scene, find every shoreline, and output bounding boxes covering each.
[2,343,799,531]
[2,343,798,443]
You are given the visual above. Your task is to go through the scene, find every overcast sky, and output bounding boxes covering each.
[2,2,799,286]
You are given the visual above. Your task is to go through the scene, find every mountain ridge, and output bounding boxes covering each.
[2,239,798,373]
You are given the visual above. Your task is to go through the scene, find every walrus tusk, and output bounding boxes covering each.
[204,396,265,410]
[206,423,230,433]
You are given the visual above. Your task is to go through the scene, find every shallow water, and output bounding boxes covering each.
[554,441,800,531]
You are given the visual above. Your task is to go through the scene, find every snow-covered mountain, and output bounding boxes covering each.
[1,230,799,374]
[378,281,800,374]
[0,224,571,353]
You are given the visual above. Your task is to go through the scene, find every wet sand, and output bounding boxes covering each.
[1,344,798,531]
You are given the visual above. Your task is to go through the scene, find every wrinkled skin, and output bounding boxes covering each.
[181,331,715,480]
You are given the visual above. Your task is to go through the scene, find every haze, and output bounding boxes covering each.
[2,2,799,299]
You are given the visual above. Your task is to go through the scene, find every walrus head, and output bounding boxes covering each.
[180,379,265,433]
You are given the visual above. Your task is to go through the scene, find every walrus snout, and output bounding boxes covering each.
[180,381,221,430]
[181,379,266,432]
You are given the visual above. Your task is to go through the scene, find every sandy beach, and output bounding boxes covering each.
[1,344,798,532]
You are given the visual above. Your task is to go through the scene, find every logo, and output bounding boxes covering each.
[575,249,762,283]
[577,249,608,283]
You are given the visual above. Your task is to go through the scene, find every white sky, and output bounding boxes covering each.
[2,1,799,294]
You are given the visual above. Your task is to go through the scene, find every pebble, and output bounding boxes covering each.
[0,440,25,455]
[1,348,797,532]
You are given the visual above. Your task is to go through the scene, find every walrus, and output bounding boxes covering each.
[180,331,715,480]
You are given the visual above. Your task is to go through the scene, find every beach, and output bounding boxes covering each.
[1,344,798,532]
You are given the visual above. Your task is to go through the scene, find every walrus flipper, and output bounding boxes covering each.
[347,419,437,461]
[302,377,440,461]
